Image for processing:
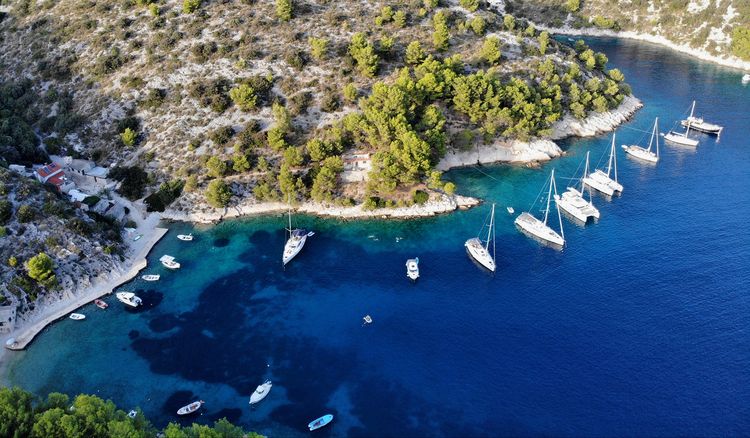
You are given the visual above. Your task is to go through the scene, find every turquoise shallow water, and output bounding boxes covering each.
[4,37,750,437]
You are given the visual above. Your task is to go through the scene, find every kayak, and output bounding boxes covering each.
[308,414,333,431]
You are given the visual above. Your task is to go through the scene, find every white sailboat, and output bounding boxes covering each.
[465,204,496,272]
[622,117,660,163]
[582,134,624,196]
[680,100,723,135]
[515,170,565,248]
[554,152,600,224]
[249,381,272,405]
[282,202,312,266]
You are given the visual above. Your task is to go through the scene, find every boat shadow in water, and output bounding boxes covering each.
[123,289,164,313]
[464,246,496,276]
[559,209,597,228]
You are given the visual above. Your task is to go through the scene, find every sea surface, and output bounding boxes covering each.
[4,38,750,437]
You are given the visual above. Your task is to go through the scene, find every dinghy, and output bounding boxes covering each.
[141,274,160,281]
[69,313,86,320]
[308,414,334,431]
[249,381,272,405]
[177,234,193,241]
[177,400,204,416]
[94,299,108,309]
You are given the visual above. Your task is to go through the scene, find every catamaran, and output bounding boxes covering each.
[582,134,624,196]
[282,202,313,266]
[116,292,142,308]
[554,152,600,224]
[515,170,565,248]
[160,255,180,269]
[406,257,420,280]
[249,381,272,405]
[465,204,496,272]
[622,117,660,163]
[680,100,723,135]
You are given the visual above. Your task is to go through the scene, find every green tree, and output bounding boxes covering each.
[8,256,18,267]
[405,41,426,65]
[232,153,251,173]
[608,68,625,82]
[206,179,232,208]
[206,156,227,178]
[443,181,456,195]
[276,0,292,21]
[228,84,257,111]
[26,252,57,289]
[566,0,580,12]
[16,204,35,223]
[272,101,292,133]
[121,127,136,147]
[182,0,200,13]
[423,0,438,9]
[283,146,304,167]
[0,387,34,437]
[309,37,328,61]
[537,31,549,55]
[503,14,515,31]
[349,33,379,77]
[311,156,343,202]
[0,200,11,224]
[432,11,450,50]
[470,16,485,35]
[731,27,750,60]
[459,0,479,11]
[343,83,358,102]
[480,36,502,64]
[394,10,407,27]
[524,23,536,37]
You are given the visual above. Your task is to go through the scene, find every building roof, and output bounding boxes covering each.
[69,189,89,202]
[47,173,66,187]
[87,166,109,178]
[36,163,63,179]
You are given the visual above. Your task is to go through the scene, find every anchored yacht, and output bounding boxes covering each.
[249,381,272,405]
[515,170,565,248]
[406,257,420,281]
[680,100,723,135]
[583,134,623,196]
[554,152,600,224]
[465,204,496,272]
[160,255,180,269]
[623,117,660,163]
[116,292,142,308]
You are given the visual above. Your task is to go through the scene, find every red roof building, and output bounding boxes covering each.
[36,163,72,193]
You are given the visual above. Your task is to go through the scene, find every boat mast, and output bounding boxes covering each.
[485,204,495,252]
[544,170,553,226]
[552,171,565,240]
[689,100,696,119]
[584,151,593,203]
[654,117,659,157]
[287,195,292,235]
[606,134,615,178]
[611,134,618,182]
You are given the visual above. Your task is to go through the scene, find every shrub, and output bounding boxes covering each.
[432,11,450,50]
[470,16,485,35]
[309,37,328,61]
[121,127,136,147]
[349,33,379,77]
[210,126,235,145]
[394,10,406,27]
[184,175,198,192]
[731,27,750,61]
[444,181,456,195]
[480,36,502,65]
[0,200,11,224]
[459,0,479,12]
[26,252,57,289]
[412,189,429,205]
[183,0,200,13]
[566,0,579,12]
[206,179,232,208]
[109,166,148,200]
[8,256,17,267]
[16,205,35,223]
[343,83,358,102]
[405,41,425,65]
[320,90,340,112]
[206,156,227,178]
[503,14,515,31]
[276,0,292,21]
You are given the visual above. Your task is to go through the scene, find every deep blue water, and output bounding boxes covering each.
[4,38,750,437]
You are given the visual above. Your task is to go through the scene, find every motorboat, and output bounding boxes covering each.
[249,381,272,405]
[141,274,160,281]
[69,313,86,321]
[622,117,660,163]
[160,255,180,269]
[116,292,142,308]
[465,204,496,272]
[177,234,193,241]
[94,299,108,309]
[743,73,750,83]
[282,201,313,266]
[308,414,334,431]
[406,257,419,281]
[506,207,514,214]
[177,400,204,416]
[363,315,373,324]
[583,134,623,196]
[515,169,565,248]
[680,100,723,135]
[555,152,600,224]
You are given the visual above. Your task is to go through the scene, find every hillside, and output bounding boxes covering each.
[507,0,750,65]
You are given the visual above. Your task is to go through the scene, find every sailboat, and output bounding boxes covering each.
[554,152,600,224]
[515,170,565,248]
[582,134,624,196]
[680,100,723,135]
[622,117,660,163]
[282,199,313,266]
[465,204,496,272]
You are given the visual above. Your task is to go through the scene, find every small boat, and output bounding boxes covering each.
[363,315,373,325]
[582,134,623,196]
[406,257,419,281]
[282,200,311,266]
[141,274,160,282]
[94,299,108,309]
[622,117,660,163]
[308,414,334,431]
[743,73,750,83]
[465,204,496,272]
[680,100,723,135]
[160,255,180,269]
[506,207,514,214]
[116,292,143,308]
[515,170,565,248]
[69,313,86,320]
[554,152,600,224]
[127,410,137,419]
[249,381,272,405]
[177,234,193,241]
[177,400,204,416]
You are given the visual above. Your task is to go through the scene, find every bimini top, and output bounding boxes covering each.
[291,229,308,238]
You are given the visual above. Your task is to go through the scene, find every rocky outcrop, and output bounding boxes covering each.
[551,94,643,139]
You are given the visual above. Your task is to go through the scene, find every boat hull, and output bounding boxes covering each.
[177,401,203,416]
[554,192,598,224]
[69,313,85,320]
[308,414,334,431]
[622,145,658,163]
[680,119,722,135]
[282,232,307,265]
[464,238,495,272]
[116,292,142,308]
[249,381,272,405]
[514,212,565,248]
[664,132,698,147]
